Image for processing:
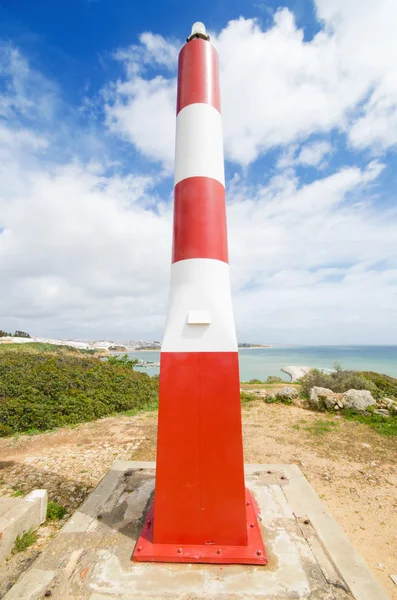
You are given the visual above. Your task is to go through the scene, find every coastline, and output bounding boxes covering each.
[281,366,312,382]
[238,345,271,350]
[128,348,161,352]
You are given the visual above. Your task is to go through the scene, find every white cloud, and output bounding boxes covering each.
[226,162,397,344]
[2,113,395,343]
[103,34,178,170]
[138,33,179,69]
[0,159,172,338]
[0,44,57,124]
[277,140,332,169]
[1,18,397,344]
[103,0,397,166]
[349,72,397,151]
[104,75,176,169]
[296,141,332,167]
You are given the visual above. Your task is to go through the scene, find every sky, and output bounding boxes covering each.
[0,0,397,344]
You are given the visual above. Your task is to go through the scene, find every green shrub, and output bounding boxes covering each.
[0,423,13,436]
[240,390,256,403]
[358,372,397,399]
[264,393,293,405]
[106,354,139,369]
[46,501,67,521]
[299,368,377,398]
[248,378,263,384]
[0,347,159,436]
[264,394,278,404]
[266,376,284,383]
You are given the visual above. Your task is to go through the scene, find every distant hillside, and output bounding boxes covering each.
[238,343,271,348]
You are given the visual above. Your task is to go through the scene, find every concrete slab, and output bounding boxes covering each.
[0,489,48,563]
[4,463,390,600]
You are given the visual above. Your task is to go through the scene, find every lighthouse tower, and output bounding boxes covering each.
[133,23,266,565]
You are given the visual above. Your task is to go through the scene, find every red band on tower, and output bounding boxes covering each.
[177,39,221,114]
[172,177,228,263]
[154,352,247,545]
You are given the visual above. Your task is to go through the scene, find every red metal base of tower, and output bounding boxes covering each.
[132,488,267,565]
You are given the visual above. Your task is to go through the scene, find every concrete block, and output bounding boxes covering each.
[25,489,48,523]
[0,489,48,563]
[3,568,55,600]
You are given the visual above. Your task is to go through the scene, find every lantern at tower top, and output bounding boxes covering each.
[187,21,210,41]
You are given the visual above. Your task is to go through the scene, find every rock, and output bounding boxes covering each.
[309,387,343,410]
[342,389,375,412]
[374,409,390,417]
[276,387,299,401]
[383,398,397,415]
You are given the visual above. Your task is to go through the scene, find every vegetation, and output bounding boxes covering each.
[0,342,101,355]
[136,345,161,350]
[358,371,397,399]
[245,376,284,384]
[304,420,339,436]
[240,390,257,403]
[46,500,67,521]
[12,529,38,553]
[296,365,397,436]
[343,410,397,437]
[266,376,284,384]
[299,364,397,402]
[264,393,293,405]
[0,345,158,436]
[299,364,378,398]
[0,329,31,338]
[106,354,139,369]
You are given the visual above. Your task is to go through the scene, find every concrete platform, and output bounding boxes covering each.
[0,489,48,563]
[4,462,390,600]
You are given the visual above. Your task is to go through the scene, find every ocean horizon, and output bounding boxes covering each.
[126,345,397,381]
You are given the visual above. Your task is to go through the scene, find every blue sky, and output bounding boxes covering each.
[0,0,396,343]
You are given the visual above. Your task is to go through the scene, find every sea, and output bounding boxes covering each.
[125,346,397,381]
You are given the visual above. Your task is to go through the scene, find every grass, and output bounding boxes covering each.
[343,411,397,436]
[241,382,300,390]
[240,391,257,404]
[12,488,24,497]
[12,528,38,553]
[121,396,159,416]
[25,427,41,436]
[46,500,67,521]
[304,420,339,436]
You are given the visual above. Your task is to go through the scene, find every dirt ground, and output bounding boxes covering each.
[0,399,396,599]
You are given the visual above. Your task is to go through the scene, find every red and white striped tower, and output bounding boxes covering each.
[133,22,267,565]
